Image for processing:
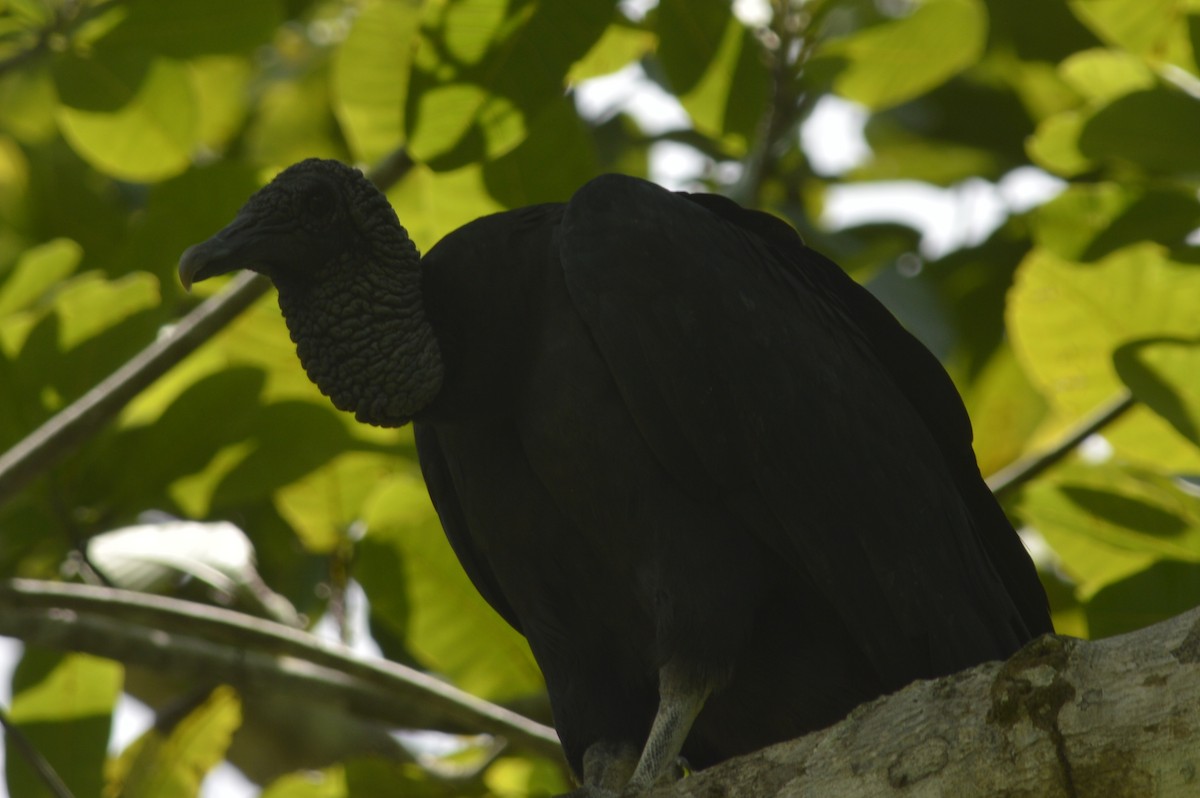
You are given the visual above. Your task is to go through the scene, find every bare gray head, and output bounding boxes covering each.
[179,159,443,426]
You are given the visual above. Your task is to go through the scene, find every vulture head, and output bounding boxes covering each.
[179,159,443,427]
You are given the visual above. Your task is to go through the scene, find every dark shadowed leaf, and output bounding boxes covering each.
[482,97,599,206]
[405,0,610,168]
[1086,559,1200,638]
[1078,88,1200,174]
[1114,336,1200,449]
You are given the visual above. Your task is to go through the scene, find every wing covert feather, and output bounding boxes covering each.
[559,174,1024,679]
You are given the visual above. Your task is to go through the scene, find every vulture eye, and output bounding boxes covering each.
[302,187,338,225]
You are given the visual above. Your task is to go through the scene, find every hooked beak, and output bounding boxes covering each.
[179,214,279,291]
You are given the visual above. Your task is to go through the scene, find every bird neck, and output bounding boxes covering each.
[275,242,444,428]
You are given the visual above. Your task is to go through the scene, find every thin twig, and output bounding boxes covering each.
[0,149,414,508]
[0,579,561,760]
[0,703,75,798]
[986,391,1137,499]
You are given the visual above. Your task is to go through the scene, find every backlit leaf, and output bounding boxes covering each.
[55,55,198,182]
[1068,0,1200,74]
[333,0,423,162]
[817,0,988,110]
[1114,336,1200,448]
[360,473,544,702]
[107,685,242,798]
[7,650,121,798]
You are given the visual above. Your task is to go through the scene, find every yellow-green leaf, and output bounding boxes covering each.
[1008,243,1200,417]
[568,21,656,83]
[818,0,988,110]
[1068,0,1200,74]
[1027,108,1093,176]
[0,238,82,318]
[8,651,121,798]
[1114,336,1200,448]
[107,685,242,798]
[1013,462,1200,598]
[360,473,544,701]
[55,56,198,182]
[10,652,121,722]
[333,0,423,162]
[1059,47,1156,103]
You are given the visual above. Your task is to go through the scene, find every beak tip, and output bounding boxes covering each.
[178,243,205,292]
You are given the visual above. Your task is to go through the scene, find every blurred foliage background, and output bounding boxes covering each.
[0,0,1199,795]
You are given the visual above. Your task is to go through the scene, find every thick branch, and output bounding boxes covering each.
[0,579,560,761]
[651,607,1200,797]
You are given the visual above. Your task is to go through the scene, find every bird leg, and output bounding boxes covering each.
[624,659,712,792]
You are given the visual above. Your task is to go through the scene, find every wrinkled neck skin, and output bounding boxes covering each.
[274,230,443,428]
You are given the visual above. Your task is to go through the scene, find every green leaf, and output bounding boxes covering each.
[211,401,362,509]
[1013,462,1200,597]
[276,451,404,554]
[333,0,423,162]
[1008,243,1200,417]
[405,0,610,167]
[962,344,1047,478]
[0,238,82,318]
[854,126,999,186]
[655,0,730,96]
[817,0,988,110]
[188,56,254,152]
[262,766,347,797]
[0,62,58,143]
[107,685,242,798]
[360,473,544,702]
[122,161,264,282]
[567,19,656,83]
[1114,336,1200,447]
[654,1,769,151]
[1068,0,1200,74]
[245,69,348,170]
[1008,243,1200,470]
[1059,47,1156,103]
[1085,559,1200,638]
[1026,108,1093,176]
[54,55,198,182]
[7,650,121,798]
[386,161,505,251]
[1078,87,1200,173]
[100,0,283,60]
[1,271,160,426]
[678,14,769,151]
[482,97,599,206]
[1031,182,1200,261]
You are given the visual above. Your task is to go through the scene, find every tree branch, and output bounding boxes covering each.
[0,148,414,509]
[650,607,1200,796]
[0,579,561,762]
[986,391,1136,500]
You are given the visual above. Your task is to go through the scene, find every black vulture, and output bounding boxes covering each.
[179,159,1051,793]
